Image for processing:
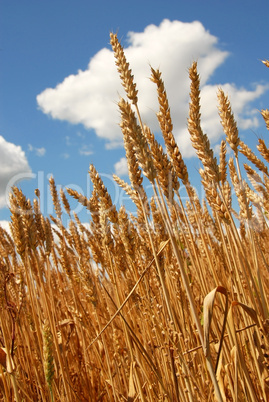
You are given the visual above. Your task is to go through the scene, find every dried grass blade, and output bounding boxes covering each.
[203,286,228,373]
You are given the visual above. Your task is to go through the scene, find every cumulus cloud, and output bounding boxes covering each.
[114,157,128,176]
[37,19,268,159]
[0,136,32,208]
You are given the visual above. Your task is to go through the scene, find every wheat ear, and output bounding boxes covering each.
[43,321,55,400]
[239,140,269,177]
[200,169,230,223]
[229,157,251,220]
[188,62,219,182]
[257,139,269,165]
[260,109,269,131]
[219,140,227,185]
[49,176,62,220]
[118,97,156,182]
[150,67,189,185]
[59,188,71,216]
[144,125,178,198]
[218,89,240,156]
[110,33,138,104]
[88,164,118,224]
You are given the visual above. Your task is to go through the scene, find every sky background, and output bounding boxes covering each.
[1,0,269,226]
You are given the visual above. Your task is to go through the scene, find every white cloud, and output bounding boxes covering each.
[114,157,128,176]
[37,19,268,159]
[0,136,31,208]
[28,144,46,156]
[0,220,11,234]
[79,145,93,156]
[36,147,46,156]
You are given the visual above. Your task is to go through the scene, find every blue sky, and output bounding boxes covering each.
[1,0,269,225]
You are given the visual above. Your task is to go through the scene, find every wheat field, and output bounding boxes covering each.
[0,34,269,401]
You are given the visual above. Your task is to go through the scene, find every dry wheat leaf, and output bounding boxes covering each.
[231,301,259,325]
[203,285,228,362]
